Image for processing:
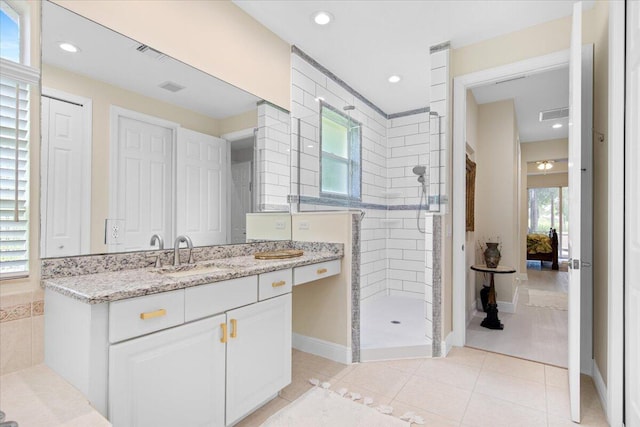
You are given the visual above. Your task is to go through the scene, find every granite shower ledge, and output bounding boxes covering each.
[42,250,342,304]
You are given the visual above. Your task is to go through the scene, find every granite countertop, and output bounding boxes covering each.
[42,250,342,304]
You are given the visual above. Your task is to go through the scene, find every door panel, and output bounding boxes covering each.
[231,161,252,244]
[109,316,226,427]
[176,128,227,246]
[226,294,292,426]
[116,116,173,251]
[626,0,640,424]
[42,97,85,257]
[568,1,582,422]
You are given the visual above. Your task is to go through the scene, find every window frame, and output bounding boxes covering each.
[318,102,362,201]
[0,0,37,280]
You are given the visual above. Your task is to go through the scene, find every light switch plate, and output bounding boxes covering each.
[275,220,286,230]
[298,221,310,230]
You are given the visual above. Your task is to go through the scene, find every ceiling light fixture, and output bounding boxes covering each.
[552,123,563,129]
[388,75,402,83]
[536,160,554,171]
[58,42,79,53]
[313,11,332,25]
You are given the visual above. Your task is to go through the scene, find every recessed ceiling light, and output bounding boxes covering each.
[58,42,79,53]
[313,11,332,25]
[388,75,402,83]
[552,123,563,129]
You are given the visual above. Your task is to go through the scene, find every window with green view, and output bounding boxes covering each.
[320,105,361,200]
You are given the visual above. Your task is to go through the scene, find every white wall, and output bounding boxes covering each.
[290,52,431,303]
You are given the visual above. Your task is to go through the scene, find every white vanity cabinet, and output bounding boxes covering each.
[109,314,227,427]
[226,294,291,425]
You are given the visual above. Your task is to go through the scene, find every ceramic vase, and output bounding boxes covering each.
[483,242,501,268]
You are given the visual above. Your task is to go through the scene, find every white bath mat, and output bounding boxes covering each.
[260,387,410,427]
[526,289,568,310]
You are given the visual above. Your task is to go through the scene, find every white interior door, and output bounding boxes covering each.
[176,128,227,246]
[625,0,640,424]
[41,97,85,257]
[116,116,173,252]
[568,1,583,422]
[230,161,252,243]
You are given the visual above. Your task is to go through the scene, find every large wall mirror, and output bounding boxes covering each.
[40,1,291,258]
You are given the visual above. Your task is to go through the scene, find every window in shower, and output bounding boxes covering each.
[319,104,361,200]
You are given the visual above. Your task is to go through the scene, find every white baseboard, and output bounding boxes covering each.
[292,333,352,364]
[516,273,528,282]
[593,360,608,420]
[440,331,454,357]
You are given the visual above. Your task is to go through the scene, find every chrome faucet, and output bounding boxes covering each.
[148,234,164,268]
[150,234,164,250]
[174,235,194,266]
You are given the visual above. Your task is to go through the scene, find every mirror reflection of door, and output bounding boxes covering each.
[112,111,174,252]
[41,92,91,257]
[229,133,256,244]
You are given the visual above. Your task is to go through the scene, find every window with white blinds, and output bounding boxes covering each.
[0,76,30,277]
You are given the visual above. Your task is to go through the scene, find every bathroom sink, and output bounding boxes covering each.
[159,264,232,279]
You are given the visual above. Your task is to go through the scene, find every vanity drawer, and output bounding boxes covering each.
[185,275,258,322]
[294,259,341,286]
[258,269,293,301]
[109,289,185,343]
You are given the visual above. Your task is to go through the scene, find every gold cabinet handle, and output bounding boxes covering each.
[317,268,328,275]
[230,319,238,338]
[272,280,286,288]
[220,323,228,343]
[140,309,166,320]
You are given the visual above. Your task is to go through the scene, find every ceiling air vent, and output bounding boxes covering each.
[539,107,569,122]
[135,44,166,61]
[159,81,186,93]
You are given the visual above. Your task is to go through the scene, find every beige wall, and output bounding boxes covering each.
[528,173,569,189]
[245,213,292,241]
[448,1,610,382]
[219,109,258,136]
[521,138,569,162]
[291,213,353,348]
[475,100,519,302]
[51,0,291,110]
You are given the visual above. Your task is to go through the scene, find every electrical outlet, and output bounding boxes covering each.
[105,219,125,245]
[275,220,286,230]
[298,221,310,230]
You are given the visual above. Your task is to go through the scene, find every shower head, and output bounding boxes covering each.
[412,165,426,176]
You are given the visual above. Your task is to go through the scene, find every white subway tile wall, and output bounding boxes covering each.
[290,52,433,310]
[257,103,291,210]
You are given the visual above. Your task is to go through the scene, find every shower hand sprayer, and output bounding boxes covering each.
[413,165,427,233]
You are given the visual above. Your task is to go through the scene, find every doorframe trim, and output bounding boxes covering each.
[452,49,570,348]
[108,106,179,252]
[606,1,625,425]
[41,87,93,256]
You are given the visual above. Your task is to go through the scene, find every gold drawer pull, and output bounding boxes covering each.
[220,323,228,343]
[230,319,238,338]
[140,309,166,320]
[272,280,286,288]
[317,268,328,275]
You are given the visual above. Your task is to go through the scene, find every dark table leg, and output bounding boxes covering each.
[481,272,503,330]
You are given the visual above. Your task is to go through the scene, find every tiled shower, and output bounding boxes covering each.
[289,46,447,360]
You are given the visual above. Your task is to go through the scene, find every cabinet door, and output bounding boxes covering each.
[109,315,226,427]
[226,294,292,426]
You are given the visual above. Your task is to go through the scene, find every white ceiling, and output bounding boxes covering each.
[42,1,260,120]
[471,67,570,143]
[234,0,593,115]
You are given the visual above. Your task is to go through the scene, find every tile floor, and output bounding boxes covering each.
[237,347,608,427]
[466,263,569,367]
